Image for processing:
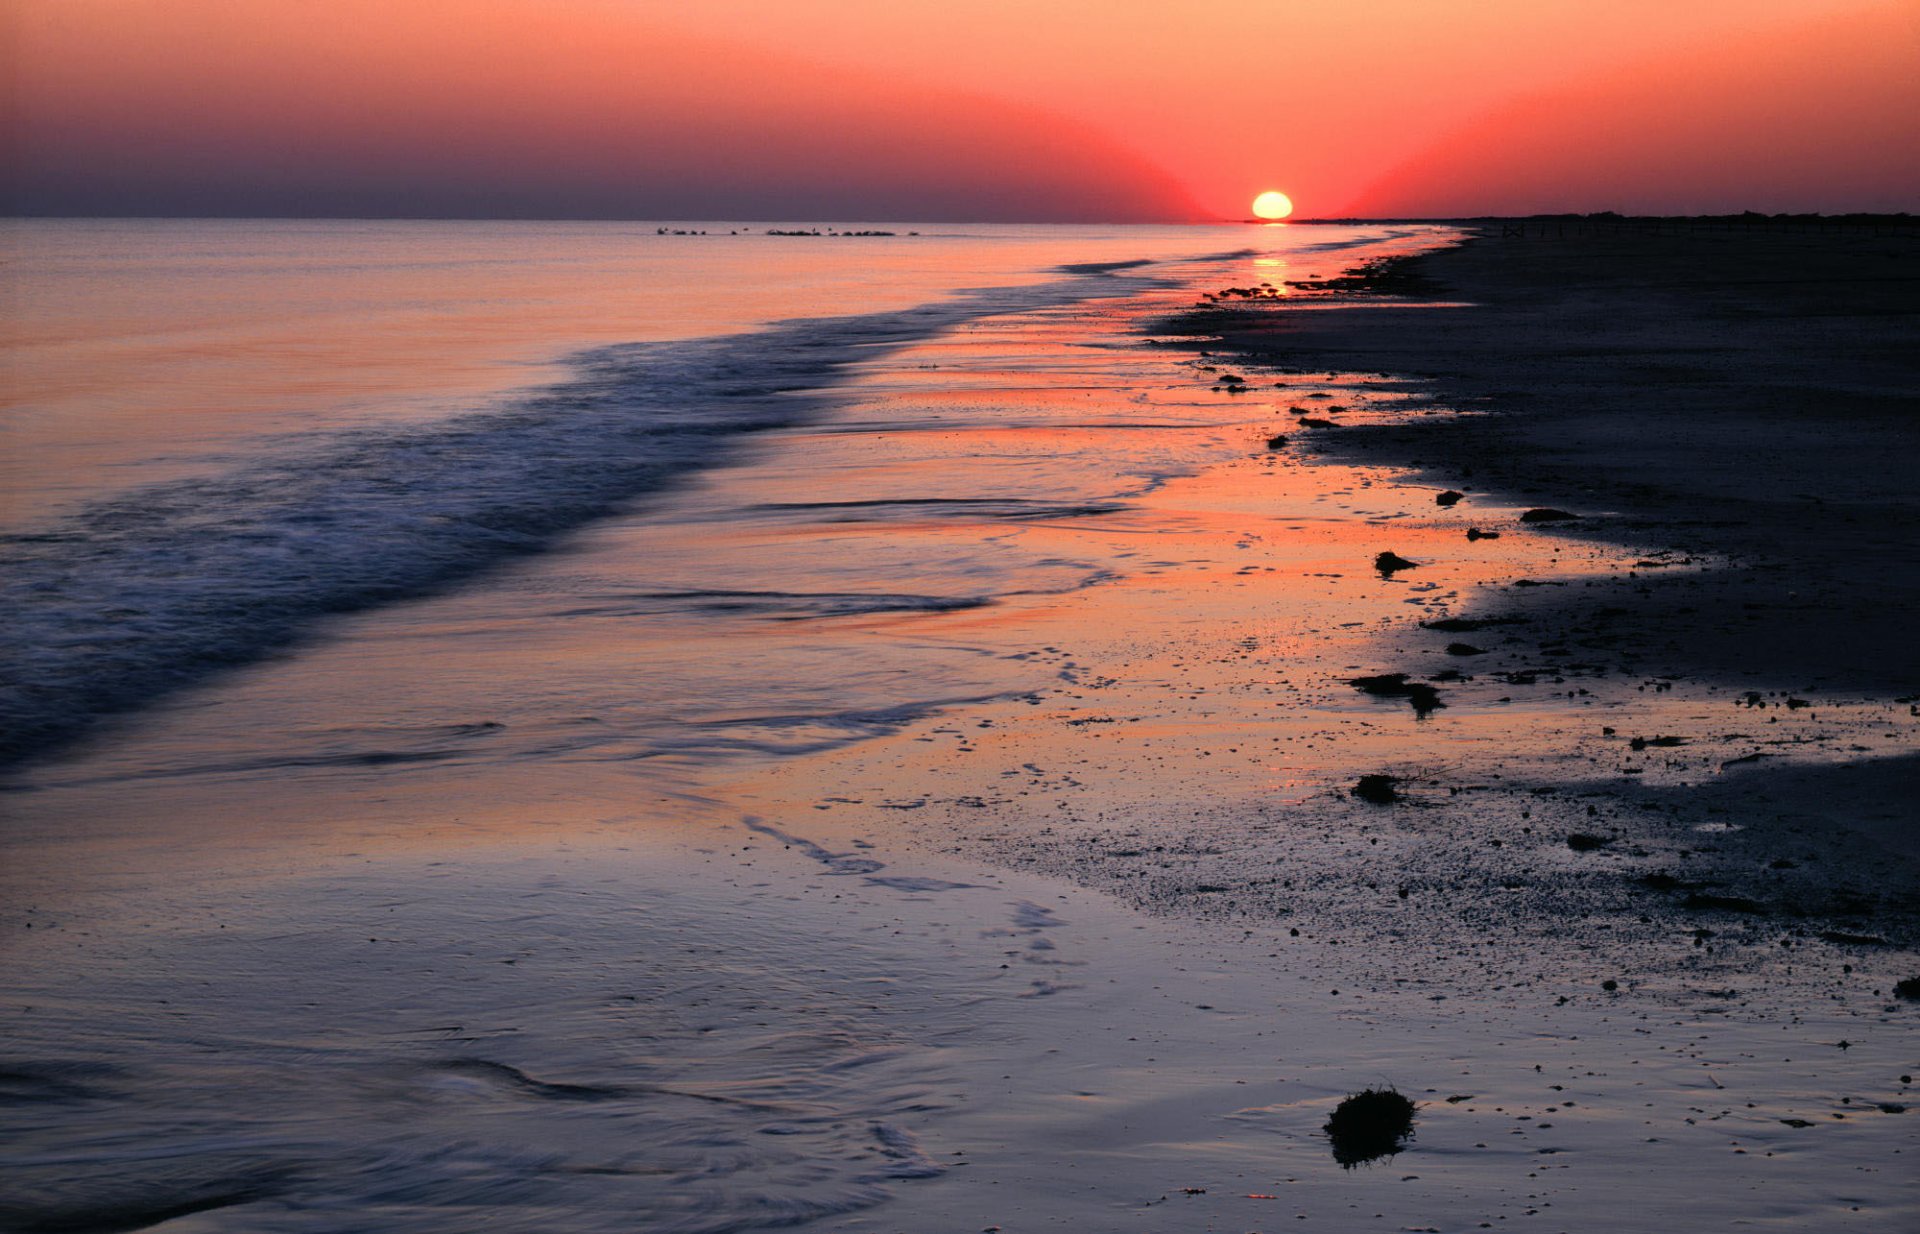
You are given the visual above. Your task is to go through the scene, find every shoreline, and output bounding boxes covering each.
[1177,227,1920,696]
[1173,226,1920,863]
[850,227,1920,1000]
[5,226,1916,1230]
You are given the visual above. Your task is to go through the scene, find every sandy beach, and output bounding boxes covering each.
[10,0,1918,1228]
[4,222,1916,1231]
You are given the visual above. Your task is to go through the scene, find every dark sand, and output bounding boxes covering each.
[1187,226,1920,862]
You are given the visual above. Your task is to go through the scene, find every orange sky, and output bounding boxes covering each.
[5,0,1916,219]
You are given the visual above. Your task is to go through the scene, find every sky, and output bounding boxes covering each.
[5,0,1916,220]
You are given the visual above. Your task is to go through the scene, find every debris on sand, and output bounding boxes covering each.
[1351,775,1401,805]
[1629,735,1688,751]
[1465,527,1501,540]
[1894,977,1920,1001]
[1374,551,1420,575]
[1266,434,1288,450]
[1349,672,1446,717]
[1325,1087,1417,1167]
[1520,507,1581,523]
[1299,416,1339,428]
[1405,686,1444,716]
[1422,616,1523,633]
[1435,490,1464,506]
[1444,643,1487,656]
[1566,833,1611,852]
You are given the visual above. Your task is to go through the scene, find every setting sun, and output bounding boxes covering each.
[1251,190,1294,219]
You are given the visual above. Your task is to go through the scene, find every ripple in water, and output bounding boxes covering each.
[0,851,1002,1233]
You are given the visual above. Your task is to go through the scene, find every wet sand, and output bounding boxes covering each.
[731,226,1920,1224]
[9,827,1912,1232]
[5,228,1917,1230]
[1193,225,1920,697]
[1186,225,1920,862]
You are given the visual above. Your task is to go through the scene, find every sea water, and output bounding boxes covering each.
[2,218,1457,1231]
[1,218,1435,771]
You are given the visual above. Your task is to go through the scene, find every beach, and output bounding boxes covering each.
[3,220,1916,1232]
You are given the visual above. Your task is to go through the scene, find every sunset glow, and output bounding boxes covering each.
[1251,191,1295,220]
[4,0,1913,220]
[6,0,1918,1229]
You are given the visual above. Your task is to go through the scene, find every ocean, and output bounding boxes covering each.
[3,218,1460,1232]
[6,220,1913,1233]
[1,218,1441,774]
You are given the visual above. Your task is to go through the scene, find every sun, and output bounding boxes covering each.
[1251,190,1294,220]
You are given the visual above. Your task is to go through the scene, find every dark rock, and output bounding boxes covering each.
[1465,527,1501,540]
[1520,508,1581,523]
[1566,833,1611,852]
[1266,434,1288,450]
[1351,775,1401,805]
[1894,977,1920,1001]
[1348,673,1446,717]
[1325,1087,1417,1167]
[1299,416,1338,428]
[1445,643,1487,656]
[1374,551,1420,575]
[1435,490,1464,507]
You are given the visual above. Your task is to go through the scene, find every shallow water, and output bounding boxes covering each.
[4,219,1457,1229]
[0,219,1439,768]
[8,219,1913,1232]
[4,844,995,1233]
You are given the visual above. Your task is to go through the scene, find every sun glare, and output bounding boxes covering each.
[1251,190,1294,220]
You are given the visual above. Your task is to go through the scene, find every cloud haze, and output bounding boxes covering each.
[4,0,1198,221]
[5,0,1913,219]
[1346,6,1920,216]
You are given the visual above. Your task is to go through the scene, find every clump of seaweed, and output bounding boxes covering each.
[1350,775,1401,805]
[1348,672,1446,718]
[1325,1087,1417,1167]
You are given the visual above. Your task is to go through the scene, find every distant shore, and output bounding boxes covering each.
[1288,211,1918,227]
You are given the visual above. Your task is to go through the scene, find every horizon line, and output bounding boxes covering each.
[6,211,1914,226]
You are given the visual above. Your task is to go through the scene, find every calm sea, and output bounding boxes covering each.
[3,217,1456,1233]
[1,218,1436,770]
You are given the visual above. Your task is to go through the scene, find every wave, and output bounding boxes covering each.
[0,271,1161,770]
